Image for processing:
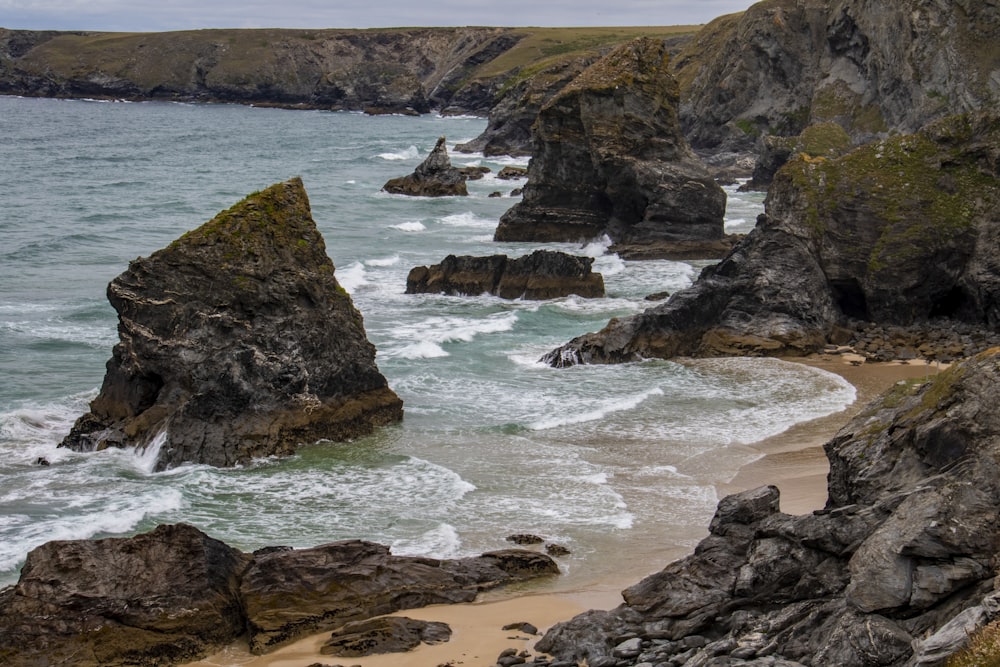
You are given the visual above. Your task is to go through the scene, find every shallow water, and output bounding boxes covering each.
[0,96,854,589]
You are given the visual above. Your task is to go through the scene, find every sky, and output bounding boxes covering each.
[0,0,758,32]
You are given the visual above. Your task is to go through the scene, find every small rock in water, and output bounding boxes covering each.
[545,543,571,557]
[506,534,545,545]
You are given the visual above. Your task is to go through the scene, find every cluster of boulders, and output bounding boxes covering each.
[842,321,1000,363]
[0,524,558,666]
[406,250,604,300]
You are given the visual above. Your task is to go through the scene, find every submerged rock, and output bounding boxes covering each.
[406,250,605,300]
[537,348,1000,666]
[0,524,559,665]
[60,177,403,469]
[382,136,469,196]
[544,111,1000,366]
[494,38,726,250]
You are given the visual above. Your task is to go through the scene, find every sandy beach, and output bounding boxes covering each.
[188,354,943,667]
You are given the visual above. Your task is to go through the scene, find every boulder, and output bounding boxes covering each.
[382,136,469,196]
[536,348,1000,666]
[59,178,403,469]
[494,37,726,251]
[543,112,1000,366]
[0,524,248,667]
[0,525,559,665]
[406,250,605,300]
[321,617,451,656]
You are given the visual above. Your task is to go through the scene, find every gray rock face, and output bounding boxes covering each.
[0,524,559,666]
[543,112,1000,366]
[406,250,605,299]
[59,178,403,469]
[536,348,1000,666]
[674,0,1000,155]
[383,136,469,196]
[494,38,726,249]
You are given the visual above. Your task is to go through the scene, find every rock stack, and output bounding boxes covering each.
[383,136,469,196]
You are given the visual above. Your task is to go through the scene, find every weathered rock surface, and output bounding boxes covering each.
[59,177,403,469]
[383,136,469,196]
[544,112,1000,366]
[406,250,605,299]
[494,38,726,251]
[0,524,559,666]
[536,348,1000,666]
[321,617,452,656]
[0,27,521,113]
[673,0,1000,178]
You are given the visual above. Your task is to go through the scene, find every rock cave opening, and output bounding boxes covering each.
[929,285,973,320]
[831,278,870,321]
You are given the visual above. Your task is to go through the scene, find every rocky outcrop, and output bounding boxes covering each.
[321,617,452,657]
[543,112,1000,366]
[383,137,469,196]
[673,0,1000,172]
[494,38,727,252]
[536,348,1000,666]
[0,27,521,112]
[0,524,558,666]
[59,178,403,469]
[406,250,605,299]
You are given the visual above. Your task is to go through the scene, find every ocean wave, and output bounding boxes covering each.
[335,261,367,293]
[376,145,418,161]
[529,386,665,431]
[438,211,497,228]
[389,311,519,347]
[364,255,401,267]
[391,221,426,232]
[391,523,464,559]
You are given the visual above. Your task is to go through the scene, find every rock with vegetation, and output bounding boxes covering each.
[740,121,853,191]
[0,524,558,666]
[543,112,1000,366]
[673,0,1000,176]
[406,250,605,299]
[383,136,469,196]
[59,178,403,469]
[494,37,726,251]
[537,348,1000,666]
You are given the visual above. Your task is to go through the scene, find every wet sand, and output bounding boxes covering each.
[187,354,942,667]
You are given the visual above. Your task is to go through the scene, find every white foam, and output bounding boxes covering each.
[365,255,400,267]
[391,340,450,359]
[377,145,418,161]
[336,261,367,293]
[391,523,463,559]
[131,430,167,474]
[391,221,426,232]
[438,212,497,229]
[580,235,613,257]
[529,387,665,431]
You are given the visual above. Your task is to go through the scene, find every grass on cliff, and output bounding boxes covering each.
[947,620,1000,667]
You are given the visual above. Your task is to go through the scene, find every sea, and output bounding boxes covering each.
[0,95,856,592]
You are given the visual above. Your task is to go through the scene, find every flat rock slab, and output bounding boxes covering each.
[321,617,452,656]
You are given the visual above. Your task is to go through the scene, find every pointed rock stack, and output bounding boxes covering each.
[383,136,469,196]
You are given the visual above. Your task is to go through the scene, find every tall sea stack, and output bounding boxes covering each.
[60,177,403,469]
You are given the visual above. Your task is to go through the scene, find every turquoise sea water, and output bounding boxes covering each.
[0,95,855,590]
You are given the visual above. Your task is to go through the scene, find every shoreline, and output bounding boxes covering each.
[188,354,943,667]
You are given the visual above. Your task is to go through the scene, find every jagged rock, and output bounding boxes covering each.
[674,0,1000,156]
[243,541,560,653]
[543,111,1000,366]
[537,349,1000,666]
[321,617,451,656]
[0,524,559,665]
[0,524,248,667]
[497,165,528,180]
[383,136,469,196]
[59,178,403,469]
[494,38,726,250]
[740,121,853,191]
[406,250,604,300]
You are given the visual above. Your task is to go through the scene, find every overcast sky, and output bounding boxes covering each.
[1,0,757,32]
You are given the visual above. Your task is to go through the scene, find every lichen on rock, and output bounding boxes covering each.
[60,177,403,469]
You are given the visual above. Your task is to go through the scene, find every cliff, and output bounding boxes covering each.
[59,178,403,469]
[536,347,1000,666]
[544,111,1000,367]
[494,37,726,249]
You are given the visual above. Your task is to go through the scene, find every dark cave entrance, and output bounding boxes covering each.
[831,279,870,320]
[929,285,973,320]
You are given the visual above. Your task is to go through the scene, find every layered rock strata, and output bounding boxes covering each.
[383,136,469,196]
[494,37,726,250]
[536,348,1000,666]
[0,524,558,666]
[544,112,1000,366]
[406,250,605,299]
[60,178,403,469]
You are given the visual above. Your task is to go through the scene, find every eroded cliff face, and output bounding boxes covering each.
[494,37,726,248]
[537,348,1000,667]
[0,27,521,112]
[675,0,1000,155]
[60,177,403,469]
[543,111,1000,366]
